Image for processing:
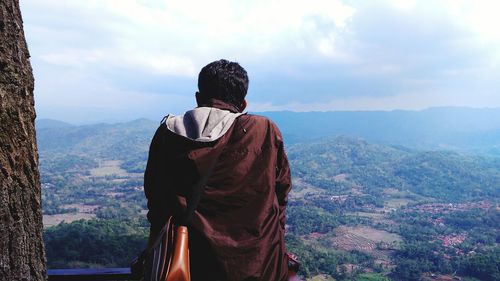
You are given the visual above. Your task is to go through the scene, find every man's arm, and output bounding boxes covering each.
[275,132,292,230]
[144,124,170,248]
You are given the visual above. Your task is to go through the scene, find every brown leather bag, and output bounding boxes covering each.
[165,226,190,281]
[142,216,191,281]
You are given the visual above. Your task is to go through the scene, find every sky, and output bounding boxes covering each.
[21,0,500,123]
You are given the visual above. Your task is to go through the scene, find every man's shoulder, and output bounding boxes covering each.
[238,113,283,139]
[239,113,278,127]
[239,113,281,131]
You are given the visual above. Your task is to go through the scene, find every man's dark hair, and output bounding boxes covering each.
[198,59,249,108]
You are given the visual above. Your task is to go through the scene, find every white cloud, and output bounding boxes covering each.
[127,54,197,76]
[443,0,500,42]
[25,0,358,70]
[390,0,418,11]
[20,0,500,122]
[40,50,106,67]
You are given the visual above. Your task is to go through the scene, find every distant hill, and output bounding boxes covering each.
[258,107,500,155]
[36,119,74,129]
[288,136,500,201]
[37,118,157,155]
[36,118,158,174]
[37,107,500,155]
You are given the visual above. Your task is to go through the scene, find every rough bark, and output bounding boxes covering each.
[0,0,47,280]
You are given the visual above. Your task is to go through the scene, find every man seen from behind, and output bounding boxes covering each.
[144,59,293,281]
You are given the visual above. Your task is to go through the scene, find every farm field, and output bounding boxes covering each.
[43,213,96,227]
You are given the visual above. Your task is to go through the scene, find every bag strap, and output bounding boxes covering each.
[178,149,222,226]
[178,118,239,226]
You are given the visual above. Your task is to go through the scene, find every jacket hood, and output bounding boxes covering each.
[165,107,243,142]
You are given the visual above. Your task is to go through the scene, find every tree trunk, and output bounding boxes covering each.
[0,0,47,280]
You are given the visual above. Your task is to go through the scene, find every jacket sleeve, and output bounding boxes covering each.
[275,129,292,231]
[144,124,171,236]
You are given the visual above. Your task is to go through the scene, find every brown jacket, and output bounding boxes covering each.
[144,100,292,281]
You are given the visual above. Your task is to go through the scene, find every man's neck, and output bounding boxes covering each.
[197,98,241,113]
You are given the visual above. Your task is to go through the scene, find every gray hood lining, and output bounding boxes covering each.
[165,107,243,142]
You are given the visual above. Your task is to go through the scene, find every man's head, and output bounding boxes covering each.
[197,59,249,112]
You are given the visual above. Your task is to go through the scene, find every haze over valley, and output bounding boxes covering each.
[38,107,500,281]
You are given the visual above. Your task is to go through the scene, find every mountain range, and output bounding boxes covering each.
[37,107,500,155]
[36,107,500,203]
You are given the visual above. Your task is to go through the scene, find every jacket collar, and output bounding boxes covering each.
[197,98,241,113]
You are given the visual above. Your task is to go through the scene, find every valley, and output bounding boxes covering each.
[37,116,500,281]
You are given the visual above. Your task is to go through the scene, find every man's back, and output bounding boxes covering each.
[144,100,291,281]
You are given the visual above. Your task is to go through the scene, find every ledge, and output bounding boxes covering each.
[48,268,137,281]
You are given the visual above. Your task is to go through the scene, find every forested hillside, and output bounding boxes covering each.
[288,136,500,201]
[37,117,500,281]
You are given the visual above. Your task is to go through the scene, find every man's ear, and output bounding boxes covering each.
[195,92,202,106]
[239,99,247,112]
